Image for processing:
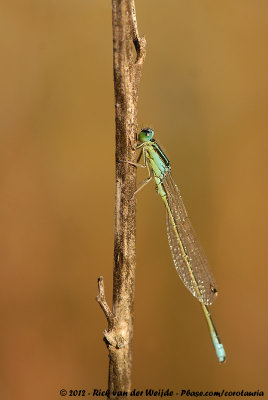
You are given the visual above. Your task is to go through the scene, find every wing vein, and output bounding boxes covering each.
[162,173,218,305]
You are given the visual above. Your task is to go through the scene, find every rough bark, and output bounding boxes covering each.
[97,1,146,398]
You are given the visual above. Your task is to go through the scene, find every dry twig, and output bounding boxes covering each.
[96,1,146,398]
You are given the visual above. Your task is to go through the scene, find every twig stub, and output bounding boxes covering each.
[96,276,114,327]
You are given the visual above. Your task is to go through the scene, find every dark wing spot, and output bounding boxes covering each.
[210,285,218,294]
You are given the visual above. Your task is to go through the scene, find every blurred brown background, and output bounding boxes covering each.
[0,0,267,399]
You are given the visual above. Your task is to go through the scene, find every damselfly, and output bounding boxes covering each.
[135,128,226,363]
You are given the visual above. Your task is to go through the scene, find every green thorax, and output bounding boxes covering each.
[138,128,171,181]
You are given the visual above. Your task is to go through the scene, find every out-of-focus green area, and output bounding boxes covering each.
[0,1,267,399]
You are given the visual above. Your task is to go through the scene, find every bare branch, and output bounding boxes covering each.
[96,0,146,398]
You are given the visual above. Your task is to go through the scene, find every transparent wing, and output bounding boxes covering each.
[162,173,218,305]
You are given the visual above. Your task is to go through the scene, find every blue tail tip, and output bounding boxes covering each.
[216,344,226,363]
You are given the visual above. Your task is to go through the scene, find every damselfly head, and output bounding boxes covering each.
[139,128,154,142]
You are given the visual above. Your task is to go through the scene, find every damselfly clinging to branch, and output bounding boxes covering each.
[134,127,226,363]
